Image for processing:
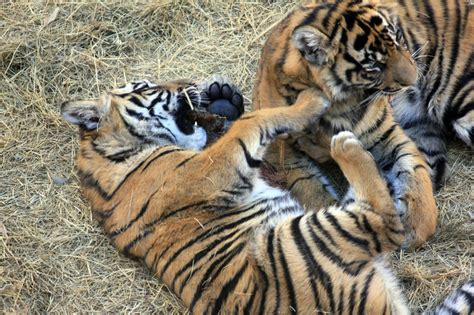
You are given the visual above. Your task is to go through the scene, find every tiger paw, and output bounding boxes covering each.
[330,131,367,161]
[199,76,244,121]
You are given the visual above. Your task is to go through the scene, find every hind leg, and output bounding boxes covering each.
[328,132,406,255]
[331,132,395,215]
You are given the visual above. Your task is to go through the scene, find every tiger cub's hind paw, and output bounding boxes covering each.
[199,76,244,121]
[330,131,367,161]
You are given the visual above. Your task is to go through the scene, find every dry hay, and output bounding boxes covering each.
[1,1,472,313]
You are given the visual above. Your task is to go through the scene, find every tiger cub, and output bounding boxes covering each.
[62,77,472,314]
[252,0,446,248]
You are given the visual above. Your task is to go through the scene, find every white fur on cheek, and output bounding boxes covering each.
[178,126,207,151]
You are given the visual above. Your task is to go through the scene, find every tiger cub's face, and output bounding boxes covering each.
[292,0,417,100]
[61,80,207,151]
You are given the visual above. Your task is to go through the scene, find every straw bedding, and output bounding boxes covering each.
[1,1,472,313]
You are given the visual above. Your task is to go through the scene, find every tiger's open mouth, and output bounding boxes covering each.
[174,86,202,135]
[382,88,402,105]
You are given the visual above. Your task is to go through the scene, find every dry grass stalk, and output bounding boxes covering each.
[1,1,472,313]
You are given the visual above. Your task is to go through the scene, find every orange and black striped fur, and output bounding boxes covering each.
[62,78,473,314]
[389,0,473,188]
[253,0,446,248]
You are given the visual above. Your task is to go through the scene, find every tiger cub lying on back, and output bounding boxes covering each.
[61,77,473,314]
[253,0,451,248]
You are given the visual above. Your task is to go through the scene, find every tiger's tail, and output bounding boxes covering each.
[425,280,474,315]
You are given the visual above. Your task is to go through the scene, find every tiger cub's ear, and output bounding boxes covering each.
[61,97,108,131]
[292,25,337,66]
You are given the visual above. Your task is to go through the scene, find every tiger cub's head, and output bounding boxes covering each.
[292,0,416,100]
[61,80,207,153]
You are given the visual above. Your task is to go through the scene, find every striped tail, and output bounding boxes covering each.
[425,280,474,315]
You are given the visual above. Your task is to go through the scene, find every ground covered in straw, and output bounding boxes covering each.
[1,1,472,313]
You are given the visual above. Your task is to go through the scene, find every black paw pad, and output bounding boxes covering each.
[208,100,240,121]
[203,80,244,121]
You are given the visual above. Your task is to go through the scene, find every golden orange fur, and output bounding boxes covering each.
[252,0,447,248]
[62,77,474,314]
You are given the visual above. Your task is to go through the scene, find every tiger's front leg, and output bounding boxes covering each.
[199,89,330,202]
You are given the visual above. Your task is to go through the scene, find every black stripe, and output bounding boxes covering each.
[174,153,198,170]
[307,215,368,276]
[222,189,243,197]
[357,269,376,315]
[343,11,357,31]
[198,202,263,229]
[110,198,152,237]
[359,106,387,137]
[243,282,257,315]
[189,242,245,311]
[437,0,462,97]
[348,282,358,314]
[413,164,427,172]
[239,115,255,121]
[122,200,207,255]
[174,228,244,293]
[379,140,411,172]
[367,124,397,151]
[456,101,474,122]
[267,228,280,314]
[338,285,345,313]
[288,174,315,191]
[277,233,298,313]
[159,207,267,278]
[77,169,112,200]
[256,263,269,315]
[361,215,382,253]
[142,148,182,172]
[128,95,146,107]
[276,41,290,75]
[107,152,160,199]
[125,107,145,119]
[418,147,445,157]
[154,132,176,143]
[290,217,321,310]
[342,208,366,233]
[104,147,139,162]
[400,117,432,130]
[459,288,474,313]
[422,0,448,107]
[310,213,337,246]
[386,235,402,247]
[395,170,410,178]
[238,138,262,168]
[406,28,421,56]
[394,152,412,164]
[325,212,370,250]
[92,203,119,220]
[149,241,176,273]
[443,77,474,127]
[299,3,329,26]
[236,169,253,191]
[149,93,163,108]
[119,112,146,140]
[322,2,339,29]
[211,260,249,315]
